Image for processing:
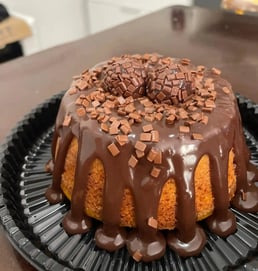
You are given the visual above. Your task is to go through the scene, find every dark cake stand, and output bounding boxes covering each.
[0,92,257,271]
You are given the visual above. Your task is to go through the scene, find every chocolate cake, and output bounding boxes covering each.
[45,54,258,262]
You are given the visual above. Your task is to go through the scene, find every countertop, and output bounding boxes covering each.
[0,5,258,271]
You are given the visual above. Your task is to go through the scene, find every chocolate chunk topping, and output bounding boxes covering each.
[103,57,146,98]
[146,58,196,105]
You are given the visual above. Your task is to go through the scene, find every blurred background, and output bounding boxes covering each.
[0,0,258,62]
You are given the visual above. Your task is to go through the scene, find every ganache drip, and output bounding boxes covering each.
[45,54,258,262]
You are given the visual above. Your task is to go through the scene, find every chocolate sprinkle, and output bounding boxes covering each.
[103,57,146,98]
[140,133,152,142]
[146,59,196,105]
[179,125,190,133]
[150,167,161,178]
[192,133,204,140]
[76,107,86,117]
[107,143,120,156]
[128,155,138,168]
[135,141,147,152]
[142,124,153,132]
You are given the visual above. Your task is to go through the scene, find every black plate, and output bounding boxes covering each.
[0,92,258,271]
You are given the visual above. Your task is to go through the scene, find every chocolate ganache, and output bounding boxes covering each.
[45,54,258,262]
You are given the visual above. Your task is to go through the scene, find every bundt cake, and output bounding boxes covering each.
[45,53,258,262]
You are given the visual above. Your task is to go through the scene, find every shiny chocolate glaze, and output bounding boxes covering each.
[45,54,258,262]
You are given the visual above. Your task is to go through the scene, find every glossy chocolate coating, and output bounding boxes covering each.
[45,54,258,262]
